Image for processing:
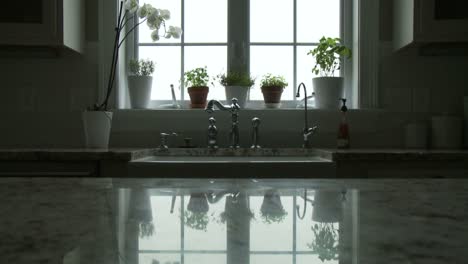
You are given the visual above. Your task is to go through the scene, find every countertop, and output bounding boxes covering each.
[0,148,467,162]
[0,148,153,161]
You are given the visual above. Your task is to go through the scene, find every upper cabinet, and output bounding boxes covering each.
[0,0,85,53]
[393,0,468,51]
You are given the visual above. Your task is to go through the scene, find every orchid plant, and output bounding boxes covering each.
[91,0,182,111]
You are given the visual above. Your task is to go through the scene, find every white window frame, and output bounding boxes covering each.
[99,0,380,110]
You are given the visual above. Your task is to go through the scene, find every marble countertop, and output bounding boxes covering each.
[316,148,468,162]
[0,148,467,162]
[0,148,153,161]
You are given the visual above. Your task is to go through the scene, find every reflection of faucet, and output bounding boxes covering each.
[251,117,261,149]
[205,98,241,148]
[296,83,318,148]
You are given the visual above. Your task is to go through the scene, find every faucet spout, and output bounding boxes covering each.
[296,83,318,148]
[205,100,230,113]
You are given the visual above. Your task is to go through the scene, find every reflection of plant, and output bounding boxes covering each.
[260,190,288,224]
[184,210,209,231]
[139,221,155,238]
[308,223,339,262]
[219,209,255,224]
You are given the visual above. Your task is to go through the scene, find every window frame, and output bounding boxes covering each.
[128,0,352,109]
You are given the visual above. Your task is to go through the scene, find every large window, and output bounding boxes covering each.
[135,0,342,106]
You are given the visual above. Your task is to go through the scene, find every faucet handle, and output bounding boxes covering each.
[159,132,178,150]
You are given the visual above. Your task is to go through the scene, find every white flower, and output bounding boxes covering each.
[124,0,138,14]
[151,30,160,41]
[137,3,152,19]
[166,26,182,39]
[159,9,171,20]
[146,7,162,29]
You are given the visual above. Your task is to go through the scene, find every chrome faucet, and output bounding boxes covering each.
[205,98,241,148]
[296,83,318,148]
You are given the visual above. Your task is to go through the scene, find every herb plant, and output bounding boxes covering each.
[184,67,211,87]
[218,71,255,87]
[260,74,288,88]
[307,37,352,77]
[129,59,155,76]
[184,211,209,231]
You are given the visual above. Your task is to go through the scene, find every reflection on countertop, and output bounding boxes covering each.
[1,178,468,264]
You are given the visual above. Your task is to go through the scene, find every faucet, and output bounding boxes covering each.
[251,117,261,149]
[296,83,318,148]
[205,98,241,148]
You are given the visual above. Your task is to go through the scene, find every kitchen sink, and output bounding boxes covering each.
[128,148,335,178]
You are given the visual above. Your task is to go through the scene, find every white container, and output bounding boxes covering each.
[404,122,428,149]
[312,190,343,223]
[431,115,462,149]
[82,111,113,148]
[225,86,249,108]
[128,76,153,109]
[312,77,344,109]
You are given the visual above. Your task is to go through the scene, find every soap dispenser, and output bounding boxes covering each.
[337,98,350,149]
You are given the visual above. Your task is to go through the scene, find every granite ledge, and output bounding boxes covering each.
[0,148,154,162]
[316,149,468,162]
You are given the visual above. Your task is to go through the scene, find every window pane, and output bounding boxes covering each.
[184,46,227,101]
[139,196,181,250]
[139,253,181,264]
[251,255,292,264]
[185,254,226,264]
[184,195,227,250]
[297,46,318,97]
[250,0,293,42]
[139,46,181,100]
[297,0,340,43]
[250,196,293,251]
[250,46,294,101]
[138,0,181,43]
[185,0,227,43]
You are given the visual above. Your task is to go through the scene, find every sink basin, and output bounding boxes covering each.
[128,148,335,178]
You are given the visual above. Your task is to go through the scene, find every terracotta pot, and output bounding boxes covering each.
[261,86,284,108]
[188,86,209,108]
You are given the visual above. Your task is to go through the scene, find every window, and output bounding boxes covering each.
[134,0,343,107]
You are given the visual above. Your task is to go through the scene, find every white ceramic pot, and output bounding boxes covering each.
[312,77,344,109]
[312,190,343,223]
[225,86,249,107]
[82,111,113,148]
[128,76,153,109]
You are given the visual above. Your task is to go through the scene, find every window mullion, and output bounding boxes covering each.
[228,0,249,73]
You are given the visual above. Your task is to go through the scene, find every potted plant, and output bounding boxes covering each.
[218,71,255,107]
[260,74,288,109]
[83,0,181,148]
[184,67,211,108]
[260,190,288,224]
[128,59,155,109]
[307,37,351,109]
[312,190,344,223]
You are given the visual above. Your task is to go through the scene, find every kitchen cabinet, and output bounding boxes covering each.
[393,0,468,51]
[0,0,85,53]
